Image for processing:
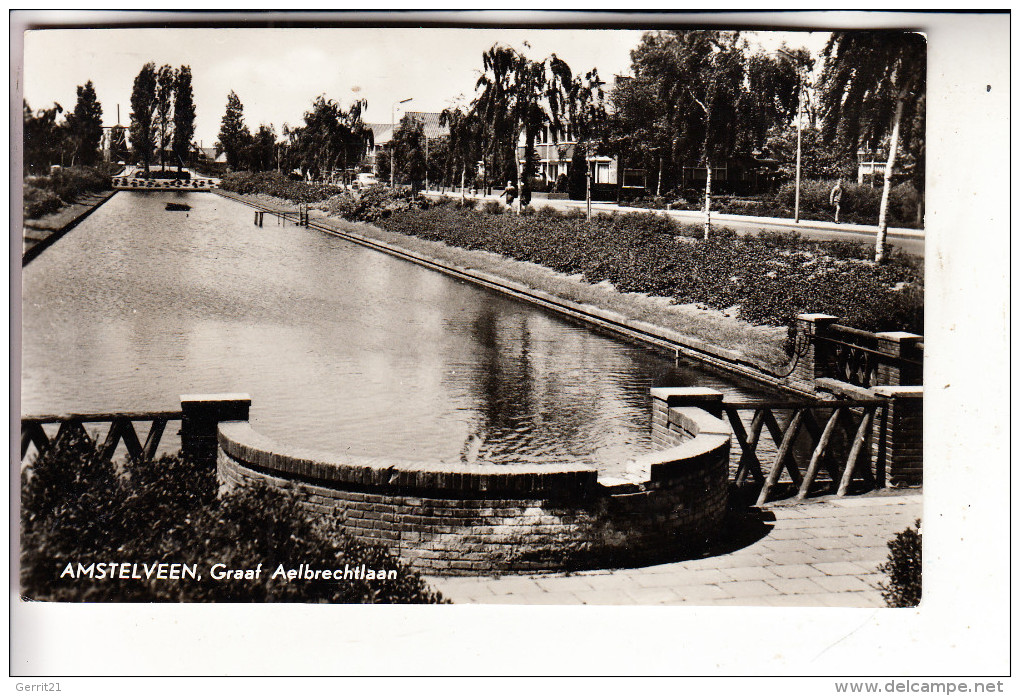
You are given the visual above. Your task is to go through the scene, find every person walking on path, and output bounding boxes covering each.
[501,180,518,212]
[830,178,844,223]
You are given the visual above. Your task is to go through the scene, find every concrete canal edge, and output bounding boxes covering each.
[23,189,118,265]
[212,387,731,575]
[212,189,810,395]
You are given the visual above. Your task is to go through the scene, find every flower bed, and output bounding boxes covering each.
[379,205,923,334]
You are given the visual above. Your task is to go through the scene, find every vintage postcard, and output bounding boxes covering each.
[11,9,1009,683]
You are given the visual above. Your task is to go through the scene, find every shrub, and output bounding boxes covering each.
[481,200,504,215]
[20,431,446,604]
[878,519,922,607]
[23,185,62,219]
[774,179,920,228]
[219,171,343,203]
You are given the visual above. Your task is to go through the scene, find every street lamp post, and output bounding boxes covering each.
[391,97,413,188]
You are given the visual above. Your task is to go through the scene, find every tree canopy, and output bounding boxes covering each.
[129,62,157,173]
[65,81,103,166]
[218,90,252,170]
[172,66,196,172]
[818,31,926,259]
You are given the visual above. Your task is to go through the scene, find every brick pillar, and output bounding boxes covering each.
[650,387,724,449]
[789,313,840,392]
[180,393,251,469]
[874,331,923,386]
[872,386,923,487]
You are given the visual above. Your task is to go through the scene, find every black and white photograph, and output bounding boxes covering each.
[10,9,1009,683]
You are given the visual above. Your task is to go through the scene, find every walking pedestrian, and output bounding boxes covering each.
[501,180,518,211]
[830,178,844,223]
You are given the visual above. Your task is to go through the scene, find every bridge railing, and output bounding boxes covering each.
[720,398,888,504]
[650,388,918,504]
[788,313,923,393]
[20,394,250,467]
[21,410,183,463]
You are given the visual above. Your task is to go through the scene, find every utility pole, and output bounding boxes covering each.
[585,158,592,220]
[391,97,412,188]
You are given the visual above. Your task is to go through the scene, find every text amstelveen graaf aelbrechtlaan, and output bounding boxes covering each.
[57,561,398,581]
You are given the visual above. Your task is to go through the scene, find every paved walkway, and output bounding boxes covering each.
[428,492,921,607]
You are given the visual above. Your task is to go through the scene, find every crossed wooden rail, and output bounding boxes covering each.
[721,398,887,505]
[20,410,184,463]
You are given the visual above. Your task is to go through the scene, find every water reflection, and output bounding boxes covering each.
[22,191,777,474]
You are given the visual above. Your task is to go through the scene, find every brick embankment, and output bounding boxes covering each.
[428,492,921,606]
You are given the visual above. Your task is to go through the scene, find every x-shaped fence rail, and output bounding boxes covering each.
[21,411,183,463]
[721,398,887,505]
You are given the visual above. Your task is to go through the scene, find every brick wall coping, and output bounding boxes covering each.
[218,421,598,498]
[218,404,731,498]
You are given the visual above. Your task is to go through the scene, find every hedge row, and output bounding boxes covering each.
[20,432,447,603]
[23,165,113,219]
[620,180,922,229]
[379,204,923,334]
[219,171,344,203]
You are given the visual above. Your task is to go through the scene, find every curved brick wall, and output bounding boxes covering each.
[217,407,730,575]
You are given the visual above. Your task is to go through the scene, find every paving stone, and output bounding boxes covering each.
[758,538,819,553]
[634,569,731,588]
[805,548,855,563]
[811,575,872,593]
[721,566,782,582]
[517,591,585,605]
[534,576,597,592]
[671,584,733,601]
[717,580,778,598]
[625,586,686,604]
[770,564,826,579]
[814,591,884,608]
[765,527,819,541]
[484,578,546,595]
[764,551,818,565]
[858,573,886,589]
[580,590,639,605]
[812,561,871,576]
[765,577,828,595]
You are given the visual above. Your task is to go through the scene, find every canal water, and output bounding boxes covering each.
[22,191,778,474]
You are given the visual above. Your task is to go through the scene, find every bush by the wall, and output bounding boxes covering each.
[878,519,922,608]
[20,431,447,604]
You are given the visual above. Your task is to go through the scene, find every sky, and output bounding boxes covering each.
[21,25,830,149]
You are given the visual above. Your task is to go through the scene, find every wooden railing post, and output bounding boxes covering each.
[180,393,251,470]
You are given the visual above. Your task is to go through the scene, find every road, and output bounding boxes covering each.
[424,190,925,257]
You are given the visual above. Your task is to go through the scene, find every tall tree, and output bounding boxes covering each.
[818,31,926,262]
[23,101,65,174]
[472,43,604,205]
[289,95,372,183]
[65,80,103,166]
[172,66,196,173]
[217,90,252,170]
[440,106,482,193]
[629,30,800,237]
[154,65,176,168]
[129,62,157,174]
[390,115,427,189]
